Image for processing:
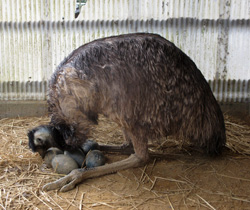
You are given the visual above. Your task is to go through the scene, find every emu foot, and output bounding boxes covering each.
[43,168,86,192]
[43,154,143,192]
[99,143,134,154]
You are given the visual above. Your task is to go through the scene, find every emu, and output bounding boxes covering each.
[28,33,226,192]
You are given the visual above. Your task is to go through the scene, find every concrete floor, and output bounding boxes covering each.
[0,101,47,118]
[0,101,249,124]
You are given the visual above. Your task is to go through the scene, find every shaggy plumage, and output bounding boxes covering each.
[39,33,226,192]
[48,33,226,155]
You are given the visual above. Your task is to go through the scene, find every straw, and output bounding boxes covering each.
[0,114,250,209]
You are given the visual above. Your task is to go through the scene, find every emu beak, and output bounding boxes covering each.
[75,0,87,18]
[36,147,46,158]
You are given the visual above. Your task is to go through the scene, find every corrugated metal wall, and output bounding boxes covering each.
[0,0,249,102]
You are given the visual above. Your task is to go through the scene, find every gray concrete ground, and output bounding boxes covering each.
[0,101,249,125]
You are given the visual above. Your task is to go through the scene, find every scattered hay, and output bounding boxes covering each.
[224,115,250,155]
[0,114,249,209]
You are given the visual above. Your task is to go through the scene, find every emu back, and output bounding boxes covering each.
[48,33,226,155]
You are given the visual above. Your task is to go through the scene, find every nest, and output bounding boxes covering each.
[0,114,249,209]
[224,115,250,155]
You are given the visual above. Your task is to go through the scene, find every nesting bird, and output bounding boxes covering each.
[28,126,105,174]
[28,33,226,192]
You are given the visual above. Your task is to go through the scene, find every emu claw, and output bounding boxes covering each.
[43,168,85,192]
[42,154,143,192]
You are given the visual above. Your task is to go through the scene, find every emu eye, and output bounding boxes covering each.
[36,138,42,143]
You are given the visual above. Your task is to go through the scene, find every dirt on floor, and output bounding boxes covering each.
[0,115,250,210]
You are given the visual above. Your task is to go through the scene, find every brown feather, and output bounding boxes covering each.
[48,33,226,155]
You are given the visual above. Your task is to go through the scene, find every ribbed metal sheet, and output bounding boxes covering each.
[0,0,250,102]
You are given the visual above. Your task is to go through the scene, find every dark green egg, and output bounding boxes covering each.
[85,150,105,168]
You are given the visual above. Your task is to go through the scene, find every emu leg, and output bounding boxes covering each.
[98,129,134,154]
[43,131,148,192]
[43,154,143,192]
[98,144,134,154]
[99,142,134,154]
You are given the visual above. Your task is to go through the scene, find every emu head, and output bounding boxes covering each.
[28,125,62,158]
